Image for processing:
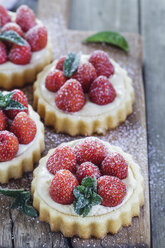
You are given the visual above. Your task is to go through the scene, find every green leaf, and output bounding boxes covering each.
[63,52,81,77]
[91,192,103,206]
[0,30,27,46]
[0,91,27,111]
[4,99,27,110]
[83,31,129,52]
[0,188,24,197]
[81,177,95,188]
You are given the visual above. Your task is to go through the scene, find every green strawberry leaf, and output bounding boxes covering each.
[0,91,27,111]
[63,52,81,77]
[73,177,102,217]
[0,30,27,46]
[83,31,129,52]
[0,188,38,217]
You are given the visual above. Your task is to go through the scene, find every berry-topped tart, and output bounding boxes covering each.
[0,5,52,89]
[33,50,134,136]
[0,89,45,183]
[31,137,144,238]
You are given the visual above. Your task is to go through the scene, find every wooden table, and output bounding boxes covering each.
[1,0,164,247]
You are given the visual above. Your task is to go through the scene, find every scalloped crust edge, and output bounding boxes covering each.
[31,141,144,239]
[0,105,45,184]
[33,61,134,136]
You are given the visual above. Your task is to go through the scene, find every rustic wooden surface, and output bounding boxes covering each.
[1,0,165,247]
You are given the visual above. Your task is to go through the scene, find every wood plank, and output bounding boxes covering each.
[141,0,165,247]
[69,0,139,33]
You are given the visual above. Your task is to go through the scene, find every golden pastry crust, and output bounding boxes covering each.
[33,55,134,136]
[31,139,144,238]
[0,12,53,90]
[0,105,45,184]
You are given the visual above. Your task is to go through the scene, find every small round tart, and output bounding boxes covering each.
[33,54,134,136]
[31,138,144,238]
[0,11,53,90]
[0,105,45,183]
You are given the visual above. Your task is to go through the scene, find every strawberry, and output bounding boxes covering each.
[89,50,114,77]
[25,25,47,52]
[1,22,23,36]
[46,145,77,175]
[0,130,19,162]
[16,5,36,32]
[56,56,66,71]
[45,69,67,92]
[0,5,11,27]
[10,112,36,144]
[76,162,101,183]
[0,41,7,64]
[74,137,108,166]
[72,62,97,92]
[9,42,31,65]
[49,169,79,204]
[55,79,85,112]
[0,110,8,131]
[97,176,126,207]
[89,76,116,105]
[101,153,128,179]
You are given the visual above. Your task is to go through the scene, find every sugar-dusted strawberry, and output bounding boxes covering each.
[0,130,19,162]
[10,112,36,144]
[89,76,116,105]
[0,5,11,27]
[76,162,101,183]
[97,176,126,207]
[89,50,114,77]
[55,79,85,112]
[49,169,79,204]
[45,69,67,92]
[0,41,7,64]
[72,62,97,92]
[0,110,8,131]
[74,137,108,166]
[47,145,77,175]
[5,89,28,120]
[1,22,23,36]
[9,42,31,65]
[16,5,36,32]
[101,153,128,179]
[25,25,47,52]
[56,56,66,71]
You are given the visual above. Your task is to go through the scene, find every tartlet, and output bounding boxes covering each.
[31,138,144,238]
[0,6,53,90]
[33,52,134,136]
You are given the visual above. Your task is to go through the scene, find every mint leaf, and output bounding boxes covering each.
[0,91,27,111]
[0,188,38,217]
[83,31,129,52]
[63,52,81,77]
[0,30,27,46]
[4,99,26,110]
[73,177,102,217]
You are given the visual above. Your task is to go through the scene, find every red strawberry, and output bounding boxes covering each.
[76,162,101,183]
[0,41,7,64]
[74,137,108,166]
[89,76,116,105]
[49,169,79,204]
[97,176,126,207]
[1,22,23,36]
[16,5,36,32]
[10,112,36,144]
[0,130,19,162]
[9,42,31,65]
[5,89,28,120]
[0,110,8,131]
[89,50,114,77]
[0,5,11,27]
[45,69,67,92]
[55,79,85,112]
[46,145,77,175]
[72,62,97,92]
[25,25,47,52]
[56,56,66,71]
[101,153,128,179]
